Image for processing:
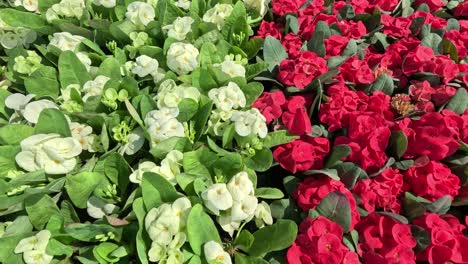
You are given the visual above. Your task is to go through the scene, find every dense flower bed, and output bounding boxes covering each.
[0,0,467,263]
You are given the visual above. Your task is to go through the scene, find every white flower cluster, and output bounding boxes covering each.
[93,0,116,8]
[15,134,82,174]
[175,0,190,10]
[166,42,199,75]
[204,241,232,264]
[145,197,192,263]
[82,75,111,102]
[11,0,38,12]
[154,79,200,109]
[202,4,234,30]
[215,55,247,78]
[162,16,194,41]
[46,0,86,22]
[5,93,58,123]
[70,122,102,153]
[231,108,268,138]
[129,150,183,184]
[125,1,155,27]
[207,109,233,137]
[14,230,53,264]
[131,55,165,83]
[13,50,42,75]
[208,82,246,112]
[202,172,262,236]
[0,19,37,49]
[48,32,84,52]
[145,108,185,146]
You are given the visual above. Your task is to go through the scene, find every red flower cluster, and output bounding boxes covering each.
[293,175,360,230]
[287,216,359,264]
[255,0,468,261]
[356,213,416,264]
[413,213,468,263]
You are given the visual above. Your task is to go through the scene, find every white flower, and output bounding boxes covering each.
[15,230,51,253]
[202,4,233,30]
[48,32,84,51]
[145,204,179,245]
[167,249,184,264]
[166,42,199,75]
[76,52,92,72]
[121,127,145,155]
[5,93,35,112]
[155,79,200,109]
[175,0,190,10]
[231,108,267,138]
[202,184,233,215]
[207,109,234,137]
[171,197,191,228]
[15,134,82,174]
[148,242,166,262]
[168,232,186,250]
[227,171,254,201]
[145,107,179,125]
[129,161,160,184]
[132,55,159,77]
[23,250,53,264]
[22,0,39,12]
[162,16,194,41]
[47,0,85,20]
[208,82,246,112]
[218,213,241,237]
[93,0,116,8]
[231,195,258,222]
[23,99,59,124]
[1,32,20,49]
[219,60,246,78]
[126,1,155,26]
[157,150,183,184]
[145,109,185,147]
[82,75,110,101]
[70,122,94,151]
[204,241,232,264]
[243,0,268,16]
[254,201,273,228]
[86,196,119,219]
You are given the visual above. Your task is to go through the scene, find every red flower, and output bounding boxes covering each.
[455,1,468,17]
[402,46,435,76]
[336,20,367,39]
[381,14,412,38]
[253,90,286,124]
[293,175,361,229]
[287,216,359,264]
[409,81,436,102]
[277,51,328,88]
[404,161,460,201]
[414,0,445,12]
[282,33,303,58]
[256,21,283,40]
[273,136,329,173]
[356,213,416,263]
[272,0,305,16]
[324,35,350,58]
[339,56,375,85]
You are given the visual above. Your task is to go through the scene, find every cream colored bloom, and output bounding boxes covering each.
[48,32,84,51]
[166,42,199,75]
[15,230,51,253]
[208,82,246,112]
[227,171,254,201]
[202,4,233,30]
[126,1,155,26]
[162,16,194,41]
[129,161,160,184]
[231,108,267,138]
[202,184,233,215]
[203,241,232,264]
[23,100,58,124]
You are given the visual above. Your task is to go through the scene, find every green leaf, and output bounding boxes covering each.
[35,108,71,137]
[25,66,59,98]
[207,137,231,156]
[58,51,91,87]
[25,193,61,229]
[387,131,408,159]
[64,223,115,242]
[66,172,104,209]
[47,239,73,257]
[0,9,50,32]
[97,58,121,80]
[0,124,34,145]
[446,88,468,114]
[234,230,254,252]
[212,153,243,177]
[255,188,284,199]
[421,33,442,54]
[150,137,192,159]
[248,219,298,257]
[411,225,431,253]
[335,162,366,189]
[133,198,149,264]
[93,242,120,263]
[285,15,299,34]
[104,153,130,192]
[246,148,273,172]
[235,253,269,264]
[157,0,184,26]
[3,216,33,236]
[262,131,298,148]
[192,100,213,141]
[183,148,215,178]
[338,4,355,19]
[222,124,236,148]
[324,145,351,168]
[222,1,248,45]
[342,39,357,57]
[263,36,288,72]
[303,169,340,180]
[141,172,181,209]
[186,204,221,255]
[376,212,409,224]
[177,98,199,122]
[316,191,351,232]
[370,73,394,95]
[424,195,451,214]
